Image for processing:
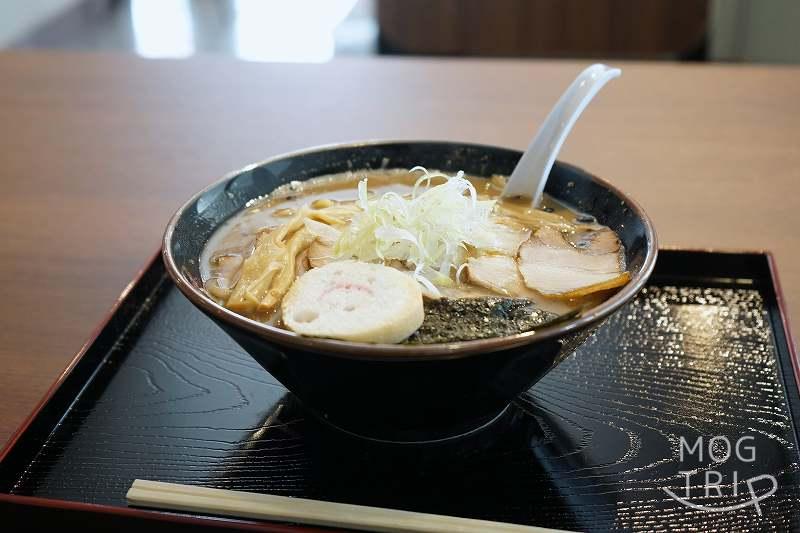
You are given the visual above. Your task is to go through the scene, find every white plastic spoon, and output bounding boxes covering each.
[502,63,621,205]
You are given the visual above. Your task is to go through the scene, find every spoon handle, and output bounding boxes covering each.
[502,63,621,205]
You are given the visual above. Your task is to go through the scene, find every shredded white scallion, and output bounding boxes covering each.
[334,167,497,296]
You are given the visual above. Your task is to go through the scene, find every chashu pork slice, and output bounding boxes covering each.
[481,219,531,256]
[464,219,531,295]
[466,255,526,296]
[518,226,630,298]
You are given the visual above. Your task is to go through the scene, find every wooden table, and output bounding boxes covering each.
[0,51,798,447]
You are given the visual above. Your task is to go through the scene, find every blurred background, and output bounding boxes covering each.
[0,0,798,64]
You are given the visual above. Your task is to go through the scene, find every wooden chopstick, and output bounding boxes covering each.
[127,479,572,533]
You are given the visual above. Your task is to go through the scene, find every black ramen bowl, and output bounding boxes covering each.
[164,141,657,443]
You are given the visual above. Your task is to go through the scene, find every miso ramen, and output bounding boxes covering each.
[200,168,629,344]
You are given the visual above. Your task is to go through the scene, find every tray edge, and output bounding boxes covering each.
[0,250,161,464]
[768,251,800,414]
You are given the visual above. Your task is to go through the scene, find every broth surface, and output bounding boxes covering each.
[201,169,626,330]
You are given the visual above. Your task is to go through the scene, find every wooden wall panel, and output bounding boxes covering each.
[378,0,708,59]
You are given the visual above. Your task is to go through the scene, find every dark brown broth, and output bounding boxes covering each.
[201,169,618,320]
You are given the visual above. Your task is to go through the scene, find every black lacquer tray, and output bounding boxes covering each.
[1,250,799,532]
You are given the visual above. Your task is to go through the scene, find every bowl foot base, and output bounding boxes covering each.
[307,404,512,445]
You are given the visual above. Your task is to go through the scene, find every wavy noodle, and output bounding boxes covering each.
[223,204,358,315]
